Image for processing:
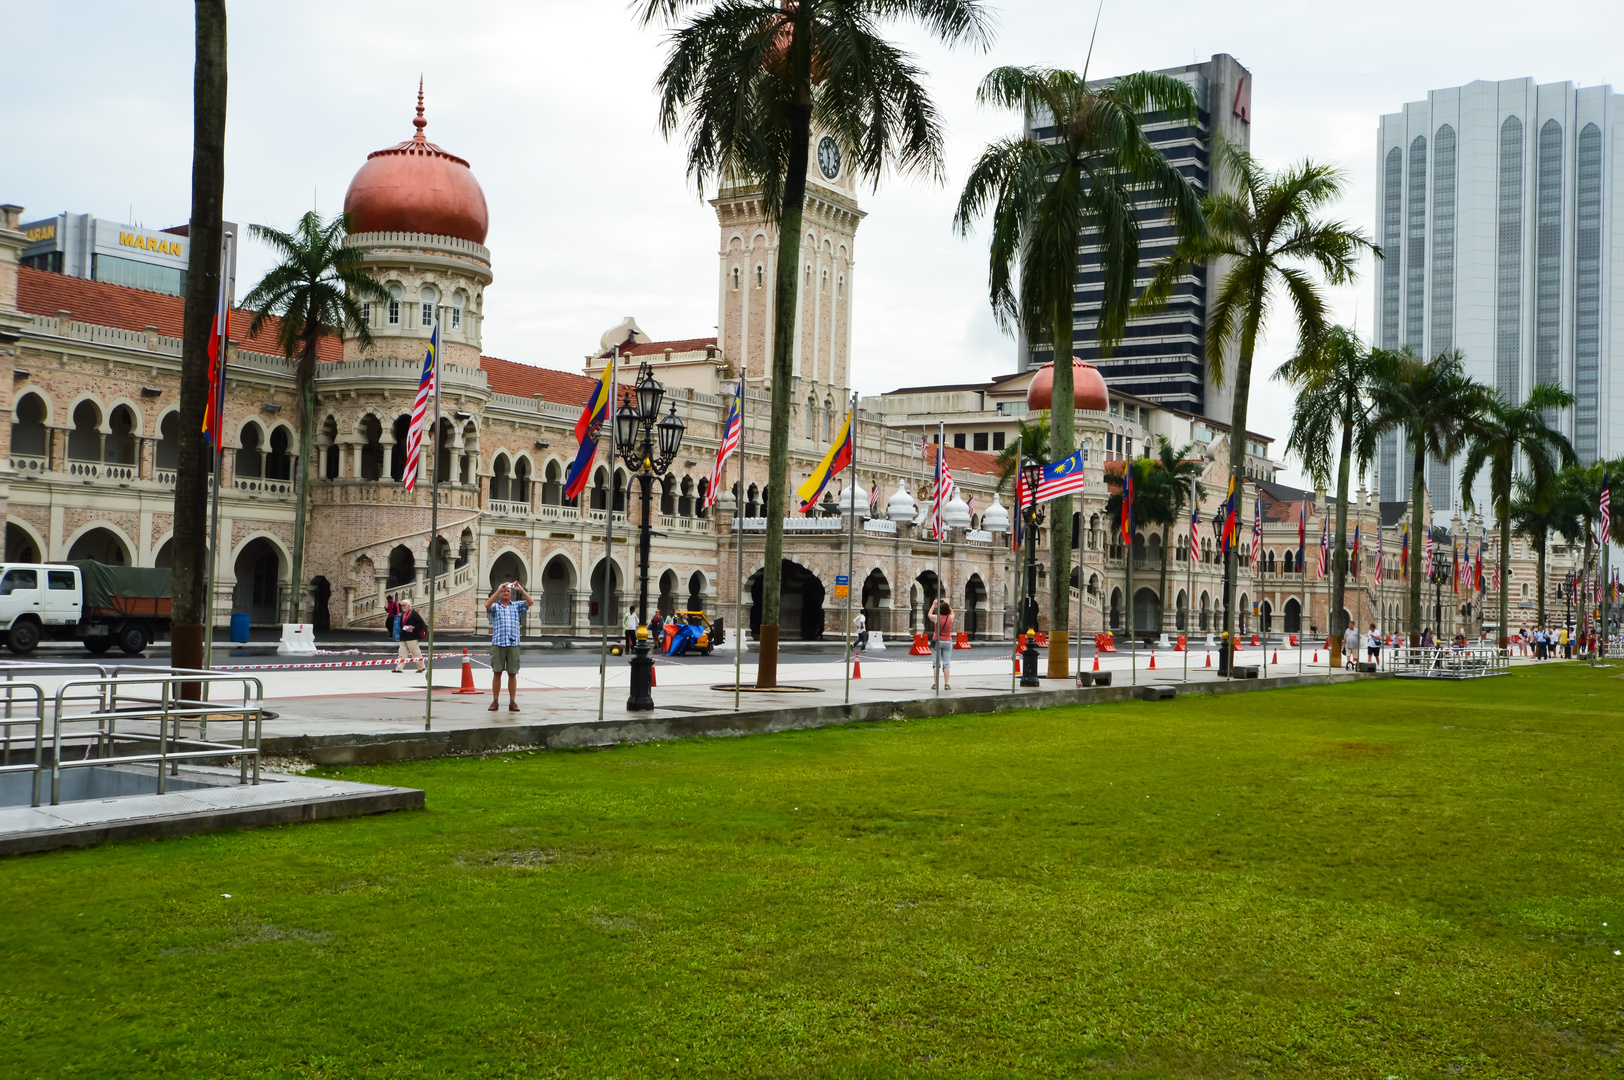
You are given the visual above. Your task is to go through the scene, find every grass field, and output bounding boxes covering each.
[3,665,1622,1079]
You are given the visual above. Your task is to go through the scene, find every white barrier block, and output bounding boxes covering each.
[719,627,741,652]
[868,631,886,651]
[278,623,318,655]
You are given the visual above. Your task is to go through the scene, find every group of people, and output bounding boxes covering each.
[383,582,534,711]
[1515,625,1576,659]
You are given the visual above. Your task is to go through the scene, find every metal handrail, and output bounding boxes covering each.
[0,683,47,807]
[1383,645,1510,678]
[46,670,266,805]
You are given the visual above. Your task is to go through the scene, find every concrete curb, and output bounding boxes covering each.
[268,671,1385,765]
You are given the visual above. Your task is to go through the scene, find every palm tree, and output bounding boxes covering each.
[1139,438,1203,632]
[173,0,228,678]
[639,0,992,687]
[1143,142,1374,661]
[1367,348,1491,644]
[1510,474,1571,631]
[993,415,1050,493]
[1457,384,1574,647]
[240,211,386,622]
[1273,326,1384,665]
[955,67,1206,674]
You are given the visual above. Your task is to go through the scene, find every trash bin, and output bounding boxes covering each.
[229,613,250,643]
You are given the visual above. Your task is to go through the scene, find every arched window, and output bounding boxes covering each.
[390,415,410,481]
[388,285,402,326]
[68,400,102,462]
[806,397,817,439]
[419,284,439,328]
[732,266,740,290]
[513,457,531,503]
[321,416,340,479]
[10,393,47,460]
[235,424,263,478]
[679,477,694,517]
[745,484,759,518]
[696,478,709,518]
[266,426,292,480]
[156,412,182,477]
[823,399,833,442]
[359,415,384,481]
[1283,549,1295,574]
[105,405,136,465]
[451,289,466,331]
[491,454,512,502]
[660,473,676,515]
[591,467,608,511]
[542,461,564,506]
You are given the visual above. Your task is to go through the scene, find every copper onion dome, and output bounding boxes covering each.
[343,80,489,245]
[1026,357,1110,413]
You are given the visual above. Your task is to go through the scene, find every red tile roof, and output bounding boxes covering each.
[621,336,717,358]
[924,442,1003,477]
[480,354,598,404]
[15,265,341,361]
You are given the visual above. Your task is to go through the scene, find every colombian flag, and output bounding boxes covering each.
[563,361,615,501]
[796,407,853,513]
[1120,470,1135,545]
[1220,476,1237,552]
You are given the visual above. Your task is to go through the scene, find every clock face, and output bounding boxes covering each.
[817,135,841,180]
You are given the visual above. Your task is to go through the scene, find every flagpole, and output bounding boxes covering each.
[425,312,441,732]
[202,228,233,691]
[1183,495,1193,683]
[843,393,858,705]
[597,344,618,723]
[734,379,746,709]
[933,421,945,696]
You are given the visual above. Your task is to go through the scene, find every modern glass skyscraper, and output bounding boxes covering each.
[1020,53,1252,422]
[1375,78,1624,512]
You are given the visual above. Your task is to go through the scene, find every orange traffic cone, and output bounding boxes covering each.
[1272,649,1279,664]
[650,663,657,687]
[1204,651,1212,668]
[1148,650,1156,670]
[1092,653,1100,672]
[1312,650,1319,663]
[454,648,480,694]
[852,655,861,679]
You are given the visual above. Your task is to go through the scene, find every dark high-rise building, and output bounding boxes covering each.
[1020,53,1252,422]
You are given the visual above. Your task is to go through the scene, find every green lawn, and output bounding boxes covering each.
[4,666,1623,1079]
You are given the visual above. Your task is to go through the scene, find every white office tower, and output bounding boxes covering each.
[1374,79,1624,515]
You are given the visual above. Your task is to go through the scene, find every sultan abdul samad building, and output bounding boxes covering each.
[0,91,1572,646]
[0,92,1019,642]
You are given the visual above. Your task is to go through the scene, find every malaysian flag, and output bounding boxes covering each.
[402,320,441,491]
[1297,500,1306,573]
[201,238,232,448]
[1401,526,1410,578]
[1251,494,1262,565]
[1317,515,1329,577]
[703,380,743,510]
[927,444,953,538]
[1375,529,1384,584]
[1601,467,1611,540]
[1424,528,1434,578]
[869,476,881,518]
[1031,448,1087,505]
[1475,541,1485,591]
[1189,482,1201,557]
[1351,523,1361,581]
[1452,544,1460,594]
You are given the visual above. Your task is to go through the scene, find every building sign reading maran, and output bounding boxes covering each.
[118,231,185,258]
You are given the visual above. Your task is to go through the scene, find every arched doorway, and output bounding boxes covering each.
[862,568,891,634]
[540,555,574,627]
[5,523,39,563]
[68,527,129,565]
[489,550,526,591]
[1260,599,1273,634]
[658,569,679,615]
[1237,592,1250,634]
[747,560,826,640]
[232,538,283,625]
[312,576,332,633]
[589,559,621,626]
[387,546,415,590]
[1175,588,1188,631]
[1109,587,1122,630]
[686,571,707,612]
[963,574,987,639]
[1132,588,1160,639]
[1284,598,1302,634]
[1198,591,1211,631]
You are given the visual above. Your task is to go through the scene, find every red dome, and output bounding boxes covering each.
[343,83,488,245]
[1026,358,1109,412]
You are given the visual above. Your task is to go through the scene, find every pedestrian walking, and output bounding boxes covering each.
[928,598,953,690]
[1560,625,1572,659]
[1342,621,1359,667]
[624,607,638,653]
[385,593,402,641]
[485,580,531,712]
[1366,623,1381,662]
[393,600,427,673]
[854,609,868,653]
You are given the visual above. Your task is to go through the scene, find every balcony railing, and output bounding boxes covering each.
[9,455,47,475]
[66,459,136,481]
[864,519,897,535]
[737,517,844,532]
[234,476,294,496]
[533,503,580,521]
[488,498,530,517]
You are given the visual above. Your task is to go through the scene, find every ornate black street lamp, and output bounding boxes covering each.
[1020,457,1045,688]
[612,360,685,711]
[1427,558,1450,641]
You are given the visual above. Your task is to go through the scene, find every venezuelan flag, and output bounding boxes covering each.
[796,407,853,513]
[563,361,615,501]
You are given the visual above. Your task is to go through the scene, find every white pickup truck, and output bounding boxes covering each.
[0,561,171,655]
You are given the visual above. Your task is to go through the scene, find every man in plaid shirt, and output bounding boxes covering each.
[485,580,532,712]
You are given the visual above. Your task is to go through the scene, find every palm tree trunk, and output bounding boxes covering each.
[1047,303,1074,678]
[172,0,228,684]
[1222,305,1263,668]
[756,100,813,689]
[1408,442,1426,645]
[288,333,317,623]
[1498,512,1511,649]
[1329,418,1353,667]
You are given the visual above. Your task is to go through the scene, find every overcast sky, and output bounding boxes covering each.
[4,0,1621,488]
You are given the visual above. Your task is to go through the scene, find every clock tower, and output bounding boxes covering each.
[712,130,864,411]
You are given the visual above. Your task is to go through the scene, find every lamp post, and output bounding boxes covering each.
[1020,457,1045,688]
[1427,560,1449,641]
[612,360,686,711]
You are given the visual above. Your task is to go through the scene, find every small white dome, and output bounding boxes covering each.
[887,479,917,522]
[838,480,869,517]
[943,487,971,529]
[982,492,1010,533]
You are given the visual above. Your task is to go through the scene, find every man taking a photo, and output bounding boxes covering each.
[486,580,532,712]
